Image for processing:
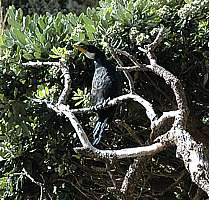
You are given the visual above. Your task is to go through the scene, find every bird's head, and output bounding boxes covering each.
[74,43,104,60]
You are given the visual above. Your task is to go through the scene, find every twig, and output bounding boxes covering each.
[22,168,44,200]
[156,170,187,197]
[117,65,150,71]
[106,161,117,189]
[40,174,53,200]
[22,168,43,187]
[110,48,135,93]
[120,158,143,196]
[148,26,164,52]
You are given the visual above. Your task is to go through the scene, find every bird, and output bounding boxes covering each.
[74,44,122,145]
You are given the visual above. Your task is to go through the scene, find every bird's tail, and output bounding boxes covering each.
[92,117,108,145]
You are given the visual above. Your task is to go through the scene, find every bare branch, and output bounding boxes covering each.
[120,158,144,196]
[151,110,180,130]
[148,26,164,51]
[22,168,43,187]
[71,93,157,122]
[22,61,61,67]
[46,102,92,148]
[116,50,188,129]
[38,99,168,159]
[57,62,72,105]
[74,142,167,159]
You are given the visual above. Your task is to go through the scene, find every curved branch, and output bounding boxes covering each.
[71,94,157,122]
[42,101,168,159]
[74,142,167,159]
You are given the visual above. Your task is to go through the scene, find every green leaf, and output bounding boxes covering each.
[77,88,83,95]
[15,8,23,22]
[35,28,46,44]
[86,7,93,17]
[49,54,60,59]
[23,52,34,60]
[54,12,63,34]
[79,32,85,41]
[184,0,192,4]
[7,17,22,30]
[75,100,84,106]
[33,13,39,24]
[38,89,45,98]
[11,28,28,45]
[68,13,78,26]
[72,96,82,100]
[45,86,49,96]
[71,33,79,41]
[7,6,15,19]
[34,51,42,59]
[82,15,96,40]
[0,35,5,47]
[22,15,31,31]
[38,17,46,30]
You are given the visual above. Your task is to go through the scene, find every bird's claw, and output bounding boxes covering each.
[93,104,102,111]
[93,98,110,111]
[102,97,110,107]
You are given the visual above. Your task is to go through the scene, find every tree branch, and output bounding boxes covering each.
[110,48,135,93]
[57,62,72,105]
[22,61,61,67]
[71,93,157,122]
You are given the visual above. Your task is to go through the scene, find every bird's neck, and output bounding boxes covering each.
[94,57,110,69]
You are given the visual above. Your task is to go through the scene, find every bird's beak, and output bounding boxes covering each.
[73,43,95,59]
[73,44,87,53]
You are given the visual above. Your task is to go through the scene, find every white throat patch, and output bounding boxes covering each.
[85,51,95,59]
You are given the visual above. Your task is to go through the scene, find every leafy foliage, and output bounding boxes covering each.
[72,88,91,107]
[0,0,209,199]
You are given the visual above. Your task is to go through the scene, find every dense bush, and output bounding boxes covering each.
[0,0,209,199]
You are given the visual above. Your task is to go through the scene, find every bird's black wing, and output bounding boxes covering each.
[91,67,112,105]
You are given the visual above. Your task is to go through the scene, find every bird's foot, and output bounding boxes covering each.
[93,104,102,111]
[102,97,110,108]
[93,98,110,111]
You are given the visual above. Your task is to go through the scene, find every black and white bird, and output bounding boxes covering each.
[74,44,121,145]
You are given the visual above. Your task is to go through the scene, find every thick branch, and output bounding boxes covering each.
[45,102,92,148]
[57,62,72,105]
[151,110,180,130]
[74,142,167,159]
[155,129,209,195]
[71,93,157,122]
[41,100,168,159]
[115,27,209,195]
